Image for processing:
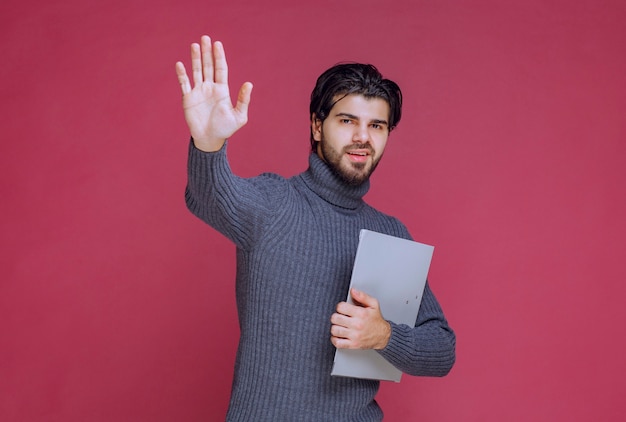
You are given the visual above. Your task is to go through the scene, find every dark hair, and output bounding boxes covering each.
[309,63,402,151]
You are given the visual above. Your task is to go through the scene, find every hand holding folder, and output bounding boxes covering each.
[330,287,393,351]
[331,229,434,382]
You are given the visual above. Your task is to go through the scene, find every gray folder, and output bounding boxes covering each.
[330,229,434,382]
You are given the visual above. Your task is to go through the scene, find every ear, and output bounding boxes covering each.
[311,113,322,142]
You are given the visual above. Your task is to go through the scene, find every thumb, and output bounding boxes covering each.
[350,288,378,309]
[235,82,253,118]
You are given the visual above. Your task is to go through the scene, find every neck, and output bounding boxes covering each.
[299,153,370,210]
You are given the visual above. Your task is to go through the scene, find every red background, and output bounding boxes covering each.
[2,0,625,420]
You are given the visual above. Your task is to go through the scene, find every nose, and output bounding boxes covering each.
[352,122,371,143]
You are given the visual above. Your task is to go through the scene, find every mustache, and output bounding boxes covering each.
[344,143,374,153]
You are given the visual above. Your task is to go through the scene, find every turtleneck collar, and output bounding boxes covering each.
[298,153,370,210]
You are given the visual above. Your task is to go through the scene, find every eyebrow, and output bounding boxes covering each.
[334,112,389,126]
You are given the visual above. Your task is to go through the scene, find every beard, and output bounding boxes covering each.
[318,132,382,186]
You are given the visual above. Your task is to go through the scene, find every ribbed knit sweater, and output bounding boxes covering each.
[185,141,456,421]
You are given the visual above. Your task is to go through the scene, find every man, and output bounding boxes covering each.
[176,35,455,421]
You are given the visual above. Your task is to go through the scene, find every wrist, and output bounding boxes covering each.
[375,320,392,350]
[192,136,226,152]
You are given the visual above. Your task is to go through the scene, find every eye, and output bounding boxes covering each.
[341,119,352,124]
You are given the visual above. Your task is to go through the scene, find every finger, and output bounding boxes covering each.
[330,324,348,338]
[330,312,350,328]
[190,42,203,87]
[331,336,350,349]
[335,301,353,317]
[175,61,191,95]
[351,288,378,308]
[213,41,228,84]
[200,35,214,83]
[234,82,253,122]
[337,301,365,318]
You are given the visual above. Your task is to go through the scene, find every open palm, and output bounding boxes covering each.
[175,36,252,151]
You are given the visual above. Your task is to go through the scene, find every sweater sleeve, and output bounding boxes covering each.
[377,282,456,377]
[184,140,285,250]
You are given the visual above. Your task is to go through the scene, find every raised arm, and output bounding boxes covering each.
[175,35,253,152]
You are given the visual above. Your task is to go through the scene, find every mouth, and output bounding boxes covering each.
[346,148,371,163]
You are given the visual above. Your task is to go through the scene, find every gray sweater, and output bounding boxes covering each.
[185,142,455,421]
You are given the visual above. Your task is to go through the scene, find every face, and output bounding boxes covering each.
[312,94,390,186]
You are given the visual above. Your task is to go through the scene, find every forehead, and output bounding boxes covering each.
[330,94,390,120]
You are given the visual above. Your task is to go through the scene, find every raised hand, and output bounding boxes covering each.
[175,35,253,152]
